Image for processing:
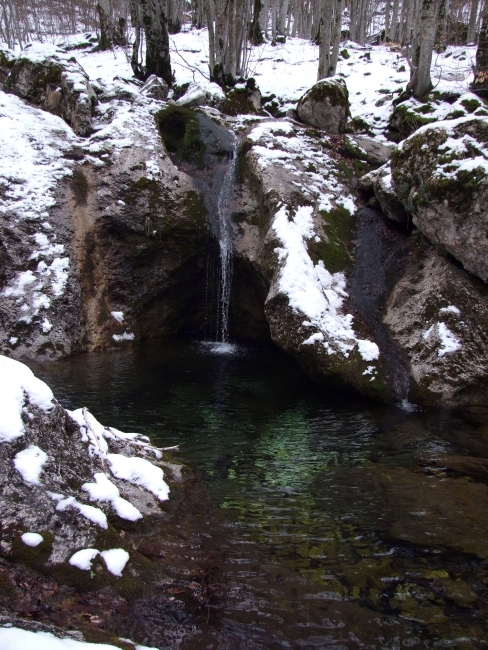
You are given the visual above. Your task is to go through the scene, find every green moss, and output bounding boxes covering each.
[0,49,15,69]
[9,530,54,569]
[415,103,435,114]
[461,98,481,113]
[221,87,260,116]
[155,105,205,165]
[475,108,488,116]
[303,78,349,109]
[445,109,465,119]
[340,49,350,59]
[311,205,354,274]
[349,116,373,135]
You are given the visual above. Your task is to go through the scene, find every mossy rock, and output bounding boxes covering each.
[312,205,354,274]
[387,102,437,138]
[155,104,205,165]
[297,77,350,134]
[221,82,262,116]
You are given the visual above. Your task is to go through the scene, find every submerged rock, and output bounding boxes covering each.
[297,77,350,134]
[5,43,97,136]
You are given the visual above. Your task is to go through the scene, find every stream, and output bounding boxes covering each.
[31,338,488,648]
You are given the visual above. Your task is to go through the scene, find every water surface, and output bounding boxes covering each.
[32,339,488,648]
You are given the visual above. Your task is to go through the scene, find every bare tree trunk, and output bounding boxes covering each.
[410,0,439,98]
[97,0,127,49]
[384,0,391,39]
[467,0,480,42]
[130,0,172,85]
[330,0,343,74]
[318,0,333,78]
[472,0,488,96]
[249,0,264,44]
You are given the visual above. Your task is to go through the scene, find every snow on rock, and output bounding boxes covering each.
[82,473,142,521]
[53,494,108,529]
[272,205,379,361]
[69,548,100,571]
[113,332,135,342]
[107,454,170,501]
[0,356,53,442]
[100,548,130,576]
[14,445,48,485]
[21,532,43,547]
[0,627,158,650]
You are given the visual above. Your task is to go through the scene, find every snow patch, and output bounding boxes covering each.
[21,532,43,547]
[14,445,48,485]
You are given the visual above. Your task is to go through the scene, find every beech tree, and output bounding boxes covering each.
[97,0,127,49]
[130,0,173,85]
[472,0,488,95]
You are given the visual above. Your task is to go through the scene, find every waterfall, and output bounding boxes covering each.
[215,144,236,343]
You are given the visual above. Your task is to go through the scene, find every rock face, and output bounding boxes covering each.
[230,120,402,402]
[0,66,209,360]
[359,163,409,224]
[140,74,169,101]
[5,43,97,136]
[297,77,349,134]
[390,117,488,283]
[0,355,180,569]
[384,235,488,406]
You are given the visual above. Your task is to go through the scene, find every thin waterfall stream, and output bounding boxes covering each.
[215,143,236,343]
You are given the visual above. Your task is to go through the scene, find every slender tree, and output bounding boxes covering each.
[472,0,488,95]
[130,0,173,85]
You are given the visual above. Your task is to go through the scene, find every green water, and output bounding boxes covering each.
[32,339,488,648]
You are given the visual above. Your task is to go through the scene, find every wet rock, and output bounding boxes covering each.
[390,117,488,283]
[297,77,350,134]
[384,234,488,406]
[4,43,97,136]
[0,91,209,360]
[359,163,409,224]
[231,120,406,402]
[340,464,488,560]
[422,454,488,479]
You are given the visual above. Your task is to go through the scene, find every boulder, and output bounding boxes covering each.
[139,74,169,101]
[0,355,179,567]
[347,134,395,166]
[390,117,488,282]
[221,79,262,116]
[0,46,16,86]
[384,234,488,406]
[176,80,225,109]
[359,163,409,224]
[229,120,406,402]
[297,77,350,134]
[4,43,97,136]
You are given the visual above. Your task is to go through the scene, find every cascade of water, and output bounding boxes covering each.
[215,144,236,343]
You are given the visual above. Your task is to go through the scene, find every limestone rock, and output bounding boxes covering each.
[176,80,225,109]
[0,46,16,86]
[140,74,169,101]
[384,235,488,406]
[359,163,409,224]
[4,43,97,136]
[390,117,488,282]
[230,120,406,402]
[348,134,395,166]
[297,77,350,134]
[221,79,262,116]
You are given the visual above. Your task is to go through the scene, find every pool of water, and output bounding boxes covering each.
[31,339,488,648]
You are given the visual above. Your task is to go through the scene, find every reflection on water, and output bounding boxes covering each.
[32,339,488,648]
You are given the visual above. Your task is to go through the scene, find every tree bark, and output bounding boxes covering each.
[467,0,480,43]
[130,0,173,86]
[410,0,439,98]
[472,0,488,96]
[318,0,333,78]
